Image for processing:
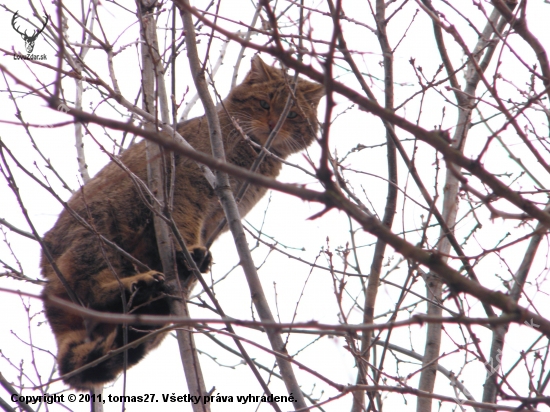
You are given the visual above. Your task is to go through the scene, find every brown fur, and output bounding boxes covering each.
[41,57,324,390]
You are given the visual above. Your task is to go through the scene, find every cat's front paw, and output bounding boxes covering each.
[191,247,212,273]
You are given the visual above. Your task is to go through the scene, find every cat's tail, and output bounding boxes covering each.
[56,329,123,390]
[56,317,169,390]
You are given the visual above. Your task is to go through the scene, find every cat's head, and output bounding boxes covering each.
[225,56,324,157]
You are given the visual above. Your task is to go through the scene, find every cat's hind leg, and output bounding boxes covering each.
[93,270,167,311]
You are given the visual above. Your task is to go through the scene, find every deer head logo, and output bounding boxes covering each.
[11,11,49,54]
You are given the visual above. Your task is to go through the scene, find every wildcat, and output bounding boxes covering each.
[41,56,324,390]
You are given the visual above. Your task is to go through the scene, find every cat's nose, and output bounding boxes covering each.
[268,119,276,131]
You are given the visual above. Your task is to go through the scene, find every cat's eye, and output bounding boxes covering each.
[259,100,270,110]
[287,111,298,119]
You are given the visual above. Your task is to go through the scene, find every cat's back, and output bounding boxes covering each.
[40,141,149,279]
[40,115,209,282]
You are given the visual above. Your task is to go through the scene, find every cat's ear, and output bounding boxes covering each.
[301,82,325,104]
[244,56,280,83]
